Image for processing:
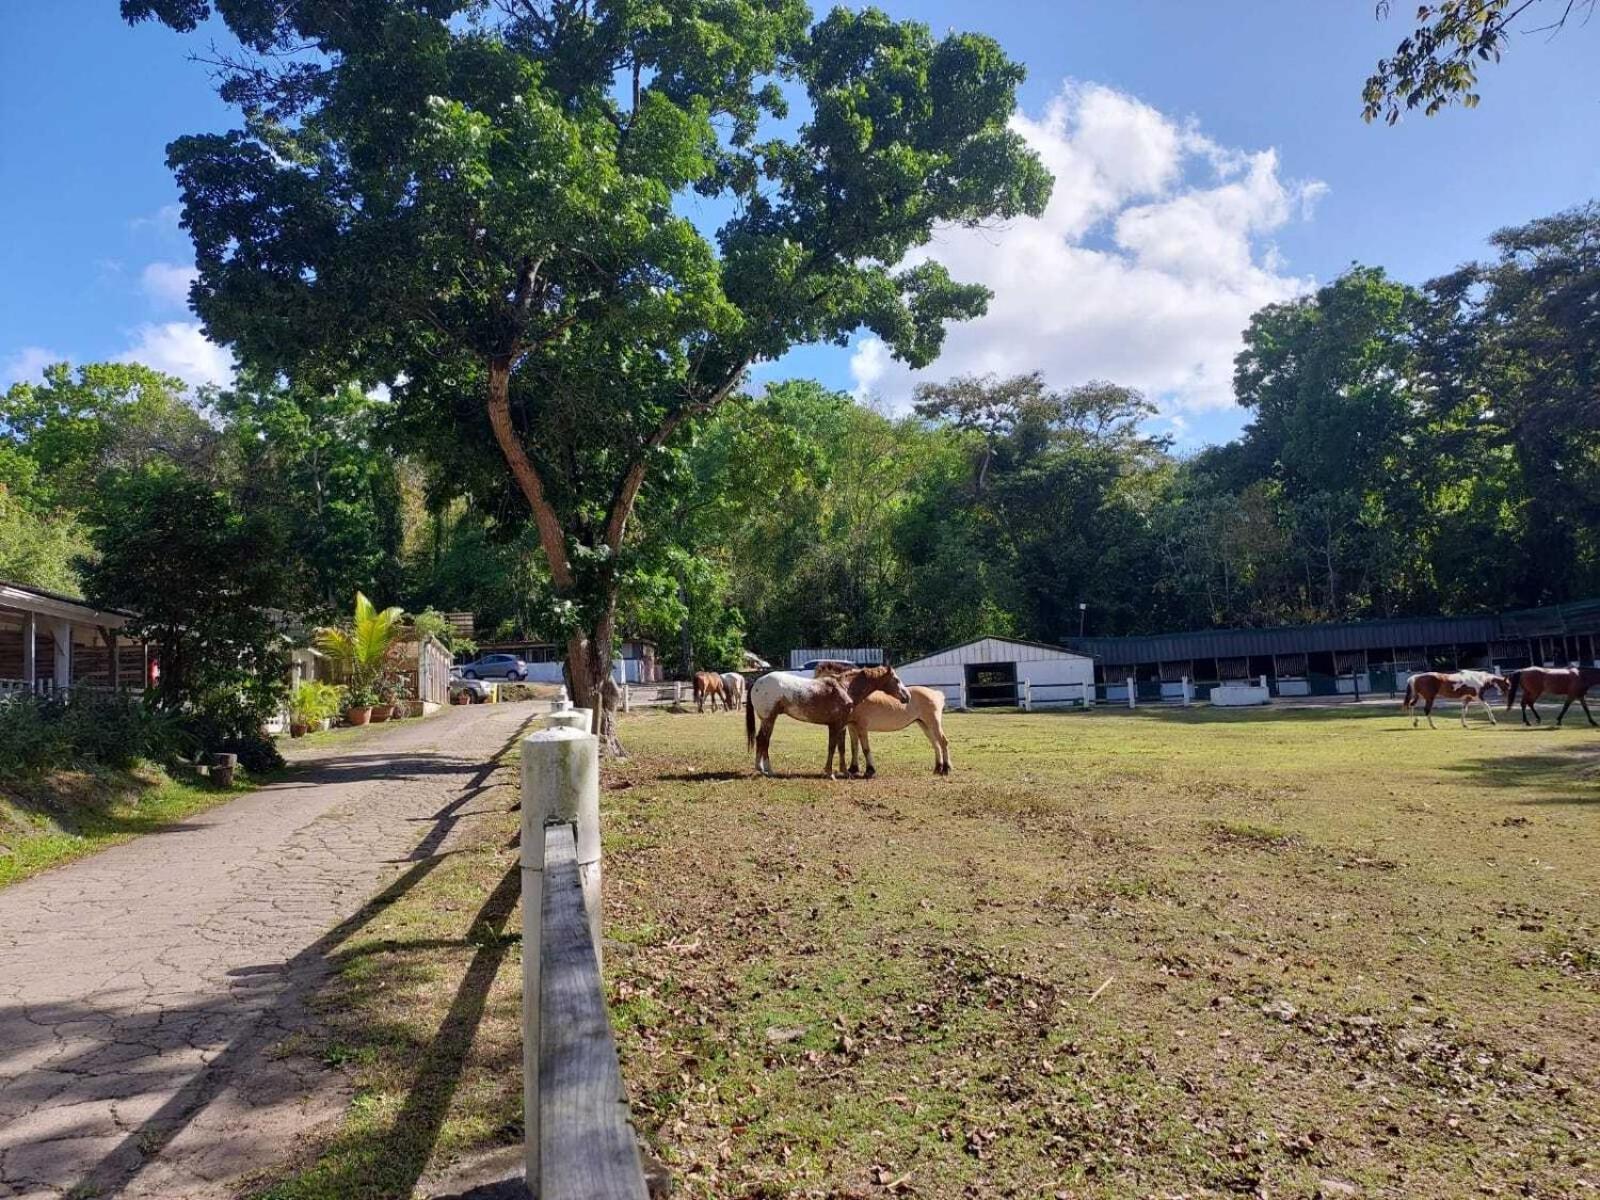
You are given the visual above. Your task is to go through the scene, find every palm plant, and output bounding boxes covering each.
[317,592,406,708]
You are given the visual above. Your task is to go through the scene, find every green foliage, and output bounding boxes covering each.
[0,692,185,779]
[1364,0,1593,123]
[317,591,406,696]
[129,0,1050,709]
[0,487,88,594]
[82,465,293,753]
[289,681,342,725]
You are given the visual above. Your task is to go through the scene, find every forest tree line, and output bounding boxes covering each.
[1,201,1596,670]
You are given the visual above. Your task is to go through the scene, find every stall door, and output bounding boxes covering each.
[964,661,1018,707]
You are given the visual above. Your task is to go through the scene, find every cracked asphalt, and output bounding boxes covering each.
[0,702,537,1199]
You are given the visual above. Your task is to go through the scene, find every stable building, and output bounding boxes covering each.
[1065,599,1600,700]
[894,636,1095,709]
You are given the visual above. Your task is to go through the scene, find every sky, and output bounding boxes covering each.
[1,2,1596,447]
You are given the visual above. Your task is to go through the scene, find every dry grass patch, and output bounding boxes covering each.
[605,704,1600,1199]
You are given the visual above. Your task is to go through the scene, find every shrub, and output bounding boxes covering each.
[0,691,186,779]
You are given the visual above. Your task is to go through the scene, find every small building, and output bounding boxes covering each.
[894,636,1094,709]
[0,579,147,695]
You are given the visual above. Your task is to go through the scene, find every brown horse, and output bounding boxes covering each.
[746,664,910,777]
[692,670,726,713]
[1505,666,1600,727]
[1402,671,1510,728]
[847,685,952,777]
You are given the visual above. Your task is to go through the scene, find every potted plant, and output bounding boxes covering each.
[287,681,321,738]
[312,682,341,730]
[343,681,376,726]
[318,592,406,728]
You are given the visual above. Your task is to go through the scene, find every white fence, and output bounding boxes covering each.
[912,678,1095,711]
[618,681,690,711]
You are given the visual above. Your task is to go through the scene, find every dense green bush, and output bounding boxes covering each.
[0,692,186,779]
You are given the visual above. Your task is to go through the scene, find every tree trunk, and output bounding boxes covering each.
[562,600,625,759]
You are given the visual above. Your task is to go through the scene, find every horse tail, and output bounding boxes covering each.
[745,690,756,751]
[1402,678,1415,709]
[1506,670,1521,711]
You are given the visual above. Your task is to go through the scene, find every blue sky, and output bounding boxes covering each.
[2,1,1595,446]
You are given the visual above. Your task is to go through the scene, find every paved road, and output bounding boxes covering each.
[0,703,536,1199]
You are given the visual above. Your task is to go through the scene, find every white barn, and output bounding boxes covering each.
[893,636,1095,709]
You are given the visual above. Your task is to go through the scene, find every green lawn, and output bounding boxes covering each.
[0,764,251,889]
[601,703,1600,1198]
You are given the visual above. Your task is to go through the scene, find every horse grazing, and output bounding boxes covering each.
[746,664,910,778]
[692,670,726,713]
[847,685,951,777]
[1505,666,1600,727]
[1402,671,1510,728]
[720,671,746,709]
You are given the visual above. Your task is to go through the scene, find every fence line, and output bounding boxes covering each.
[522,709,648,1200]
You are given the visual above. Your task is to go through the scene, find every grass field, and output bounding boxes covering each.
[602,703,1600,1199]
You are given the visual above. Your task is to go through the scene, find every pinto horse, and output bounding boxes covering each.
[1402,671,1510,729]
[720,671,746,710]
[1505,666,1600,727]
[692,670,726,713]
[747,664,910,778]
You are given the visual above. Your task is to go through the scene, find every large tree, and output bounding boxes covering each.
[123,0,1051,745]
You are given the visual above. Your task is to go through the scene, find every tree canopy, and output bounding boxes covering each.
[128,0,1051,739]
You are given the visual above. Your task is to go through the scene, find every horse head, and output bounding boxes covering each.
[848,662,911,705]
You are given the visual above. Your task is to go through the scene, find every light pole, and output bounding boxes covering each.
[1078,602,1087,638]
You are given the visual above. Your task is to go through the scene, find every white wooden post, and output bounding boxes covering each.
[673,680,684,705]
[110,631,122,691]
[621,683,631,713]
[1259,673,1268,691]
[20,612,36,688]
[522,710,603,1194]
[51,619,72,691]
[957,680,967,711]
[1082,680,1093,708]
[1019,679,1031,712]
[1126,676,1136,709]
[1182,676,1192,707]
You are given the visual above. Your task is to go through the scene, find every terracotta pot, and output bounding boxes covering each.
[289,722,309,738]
[370,704,393,722]
[345,706,372,726]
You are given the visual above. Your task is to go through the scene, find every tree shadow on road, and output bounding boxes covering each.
[41,716,536,1200]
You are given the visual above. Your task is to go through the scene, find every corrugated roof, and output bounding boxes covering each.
[1063,600,1600,664]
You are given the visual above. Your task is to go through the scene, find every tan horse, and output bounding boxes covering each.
[1402,671,1510,728]
[1505,666,1600,727]
[746,664,910,777]
[847,685,951,777]
[692,670,726,713]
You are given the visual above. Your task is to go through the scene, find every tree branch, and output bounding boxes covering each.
[485,354,576,590]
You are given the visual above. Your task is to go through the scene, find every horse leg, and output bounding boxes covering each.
[1557,693,1575,727]
[1424,695,1436,729]
[1483,695,1497,726]
[755,715,778,776]
[860,728,876,779]
[1582,693,1598,728]
[916,718,943,775]
[847,725,861,776]
[1459,695,1469,728]
[824,724,846,779]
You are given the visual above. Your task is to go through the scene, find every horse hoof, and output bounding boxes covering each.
[864,768,876,779]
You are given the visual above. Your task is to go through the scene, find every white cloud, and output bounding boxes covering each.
[129,203,183,235]
[140,261,198,309]
[116,322,235,389]
[851,81,1324,414]
[2,347,67,388]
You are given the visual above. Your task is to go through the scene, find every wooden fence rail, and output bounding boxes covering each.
[522,711,649,1200]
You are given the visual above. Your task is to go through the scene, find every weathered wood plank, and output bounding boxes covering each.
[539,824,648,1200]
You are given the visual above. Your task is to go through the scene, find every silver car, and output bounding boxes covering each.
[456,653,528,681]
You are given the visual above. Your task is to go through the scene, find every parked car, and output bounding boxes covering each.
[791,658,859,679]
[456,653,528,681]
[449,675,493,704]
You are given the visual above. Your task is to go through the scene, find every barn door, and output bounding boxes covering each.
[964,661,1017,707]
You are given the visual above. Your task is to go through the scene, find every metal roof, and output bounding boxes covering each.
[1063,600,1600,664]
[0,578,135,623]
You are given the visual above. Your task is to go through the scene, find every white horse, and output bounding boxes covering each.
[746,665,909,778]
[720,671,746,710]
